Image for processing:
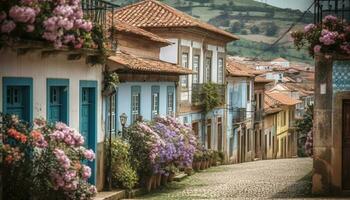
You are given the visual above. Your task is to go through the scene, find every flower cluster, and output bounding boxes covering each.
[0,0,95,49]
[128,116,197,179]
[291,15,350,57]
[305,131,313,156]
[50,122,85,146]
[0,113,97,199]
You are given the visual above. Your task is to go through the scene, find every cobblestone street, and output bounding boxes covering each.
[137,158,313,200]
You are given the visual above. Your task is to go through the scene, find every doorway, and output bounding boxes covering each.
[342,100,350,190]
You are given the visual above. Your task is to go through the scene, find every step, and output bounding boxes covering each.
[93,189,126,200]
[174,173,188,182]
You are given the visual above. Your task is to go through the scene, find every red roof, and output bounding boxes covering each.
[113,0,238,41]
[108,52,193,75]
[226,59,254,77]
[265,92,301,106]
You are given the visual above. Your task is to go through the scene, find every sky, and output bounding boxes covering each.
[254,0,314,11]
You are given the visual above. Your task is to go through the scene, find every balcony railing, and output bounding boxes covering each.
[314,0,350,23]
[232,108,247,124]
[81,0,119,49]
[254,109,263,122]
[192,83,225,106]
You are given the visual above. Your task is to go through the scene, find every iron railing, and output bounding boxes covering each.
[232,108,247,124]
[81,0,119,49]
[314,0,350,23]
[192,83,225,106]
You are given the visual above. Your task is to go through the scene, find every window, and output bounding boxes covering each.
[247,83,250,101]
[258,93,262,110]
[47,79,69,124]
[269,131,272,149]
[192,55,200,84]
[205,57,212,82]
[167,86,175,116]
[181,53,189,89]
[283,111,287,126]
[247,129,251,151]
[107,94,116,135]
[131,86,141,123]
[3,77,33,122]
[151,86,160,118]
[218,58,224,84]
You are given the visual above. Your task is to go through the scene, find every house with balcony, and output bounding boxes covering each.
[112,0,238,151]
[265,92,300,159]
[226,58,255,163]
[106,20,192,131]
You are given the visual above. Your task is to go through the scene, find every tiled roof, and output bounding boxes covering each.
[108,51,193,75]
[113,0,238,41]
[264,95,282,114]
[115,20,171,45]
[255,76,274,83]
[265,92,301,106]
[226,59,254,77]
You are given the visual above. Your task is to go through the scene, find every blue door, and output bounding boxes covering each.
[49,87,62,123]
[79,81,97,184]
[6,86,30,121]
[81,88,91,147]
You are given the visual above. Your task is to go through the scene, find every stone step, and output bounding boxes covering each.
[93,190,126,200]
[174,173,188,182]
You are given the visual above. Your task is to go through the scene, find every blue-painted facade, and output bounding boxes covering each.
[47,78,69,125]
[115,82,176,130]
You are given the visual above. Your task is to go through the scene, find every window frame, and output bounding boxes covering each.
[47,78,69,124]
[192,54,200,84]
[181,52,189,89]
[217,57,224,84]
[131,86,141,123]
[151,86,160,118]
[167,86,175,116]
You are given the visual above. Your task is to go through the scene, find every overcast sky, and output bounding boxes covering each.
[254,0,314,11]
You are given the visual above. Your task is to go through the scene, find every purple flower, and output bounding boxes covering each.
[319,30,338,45]
[9,6,36,23]
[323,15,338,23]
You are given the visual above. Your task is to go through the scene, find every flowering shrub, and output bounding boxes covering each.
[0,0,95,49]
[126,116,197,184]
[305,131,313,156]
[1,114,97,199]
[291,15,350,57]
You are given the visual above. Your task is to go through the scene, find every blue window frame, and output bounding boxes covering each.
[167,86,175,116]
[79,80,97,184]
[47,79,69,124]
[131,86,141,123]
[2,77,33,122]
[151,86,160,118]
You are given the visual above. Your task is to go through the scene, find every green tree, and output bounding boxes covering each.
[230,21,241,33]
[265,22,279,36]
[240,29,248,35]
[250,25,260,34]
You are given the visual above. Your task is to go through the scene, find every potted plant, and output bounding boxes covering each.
[102,71,119,96]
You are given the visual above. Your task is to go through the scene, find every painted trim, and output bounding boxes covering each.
[79,80,98,185]
[46,78,69,125]
[151,86,160,118]
[2,77,33,122]
[130,86,141,123]
[167,86,175,115]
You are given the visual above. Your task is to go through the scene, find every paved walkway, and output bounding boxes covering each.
[136,158,313,200]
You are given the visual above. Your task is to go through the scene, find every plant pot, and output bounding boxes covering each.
[168,172,175,182]
[161,174,168,185]
[152,175,157,189]
[194,161,200,171]
[156,173,162,187]
[145,176,154,192]
[200,161,205,170]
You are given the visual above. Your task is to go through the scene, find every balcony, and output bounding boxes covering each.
[314,0,350,23]
[192,83,225,107]
[81,0,119,49]
[254,109,263,123]
[232,108,247,124]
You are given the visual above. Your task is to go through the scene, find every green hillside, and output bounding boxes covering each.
[112,0,314,63]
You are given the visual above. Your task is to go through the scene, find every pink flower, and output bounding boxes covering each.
[313,45,321,53]
[323,15,338,23]
[82,165,91,179]
[304,23,316,33]
[319,30,338,45]
[83,149,95,161]
[9,6,36,23]
[26,25,35,32]
[1,20,16,33]
[63,34,75,44]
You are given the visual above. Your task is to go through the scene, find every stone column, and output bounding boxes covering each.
[312,55,333,194]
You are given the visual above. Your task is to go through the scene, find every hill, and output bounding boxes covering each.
[110,0,314,64]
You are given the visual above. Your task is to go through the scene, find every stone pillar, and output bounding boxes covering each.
[312,55,333,194]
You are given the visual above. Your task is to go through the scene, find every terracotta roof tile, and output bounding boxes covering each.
[226,59,254,77]
[265,92,301,106]
[108,52,193,75]
[113,0,238,41]
[255,76,274,83]
[115,20,171,45]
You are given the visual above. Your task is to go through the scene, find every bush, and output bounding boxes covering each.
[240,29,248,35]
[265,22,279,36]
[230,21,241,33]
[1,114,97,200]
[250,25,260,34]
[110,138,138,190]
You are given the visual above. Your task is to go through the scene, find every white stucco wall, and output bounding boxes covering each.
[160,38,178,64]
[0,49,105,143]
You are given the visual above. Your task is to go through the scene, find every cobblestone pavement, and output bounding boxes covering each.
[136,158,315,200]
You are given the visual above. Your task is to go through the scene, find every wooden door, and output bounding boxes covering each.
[192,122,199,137]
[342,100,350,190]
